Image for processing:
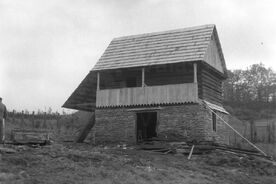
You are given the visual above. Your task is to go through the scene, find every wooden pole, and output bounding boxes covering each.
[142,68,145,87]
[97,72,100,91]
[12,110,15,124]
[188,145,195,160]
[193,63,197,83]
[203,101,267,156]
[32,111,35,129]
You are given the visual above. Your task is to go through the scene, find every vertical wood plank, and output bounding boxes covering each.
[193,63,197,83]
[95,83,199,107]
[142,68,145,87]
[97,72,100,91]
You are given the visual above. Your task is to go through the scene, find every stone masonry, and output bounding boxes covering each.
[93,103,229,144]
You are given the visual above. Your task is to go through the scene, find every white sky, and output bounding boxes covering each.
[0,0,276,112]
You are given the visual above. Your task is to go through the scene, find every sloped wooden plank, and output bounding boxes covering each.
[76,112,95,143]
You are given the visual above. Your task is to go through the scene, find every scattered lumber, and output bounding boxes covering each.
[137,140,271,159]
[11,129,50,145]
[0,146,16,154]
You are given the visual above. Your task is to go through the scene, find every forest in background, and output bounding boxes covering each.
[223,63,276,120]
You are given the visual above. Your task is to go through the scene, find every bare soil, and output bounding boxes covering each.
[1,142,276,184]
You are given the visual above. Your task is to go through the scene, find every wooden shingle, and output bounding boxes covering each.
[92,24,226,75]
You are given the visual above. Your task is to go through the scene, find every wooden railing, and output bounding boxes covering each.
[96,83,198,107]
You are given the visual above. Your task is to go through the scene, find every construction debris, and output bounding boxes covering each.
[0,146,17,154]
[138,140,271,159]
[11,129,51,145]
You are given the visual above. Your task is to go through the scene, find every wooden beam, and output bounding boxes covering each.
[97,72,100,91]
[142,68,145,87]
[126,107,163,112]
[76,112,95,143]
[193,63,197,83]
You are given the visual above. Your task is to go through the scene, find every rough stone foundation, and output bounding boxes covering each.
[93,103,229,144]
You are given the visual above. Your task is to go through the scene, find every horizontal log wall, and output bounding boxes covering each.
[96,83,198,107]
[198,65,223,105]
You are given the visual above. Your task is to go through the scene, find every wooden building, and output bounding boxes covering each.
[63,24,230,144]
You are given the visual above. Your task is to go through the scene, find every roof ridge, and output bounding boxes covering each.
[113,24,215,41]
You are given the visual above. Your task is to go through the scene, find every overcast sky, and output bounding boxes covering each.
[0,0,276,112]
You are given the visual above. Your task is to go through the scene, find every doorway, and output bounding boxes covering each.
[136,112,158,142]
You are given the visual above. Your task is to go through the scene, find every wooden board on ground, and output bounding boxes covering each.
[11,129,50,144]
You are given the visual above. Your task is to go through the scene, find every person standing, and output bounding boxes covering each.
[0,97,7,144]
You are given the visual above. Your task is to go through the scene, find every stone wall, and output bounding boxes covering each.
[158,104,229,143]
[94,103,229,144]
[203,110,230,144]
[94,108,136,144]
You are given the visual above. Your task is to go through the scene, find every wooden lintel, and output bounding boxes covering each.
[126,107,163,112]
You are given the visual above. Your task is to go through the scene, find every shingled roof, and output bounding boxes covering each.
[92,24,227,75]
[63,24,227,111]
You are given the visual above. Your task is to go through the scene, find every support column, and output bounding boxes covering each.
[97,72,100,91]
[142,68,145,87]
[193,63,197,83]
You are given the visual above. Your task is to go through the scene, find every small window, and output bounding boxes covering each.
[212,112,217,132]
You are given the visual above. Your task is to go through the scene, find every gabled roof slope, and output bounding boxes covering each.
[62,71,97,111]
[92,24,227,76]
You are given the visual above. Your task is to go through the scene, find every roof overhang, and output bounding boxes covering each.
[203,100,229,114]
[62,71,97,112]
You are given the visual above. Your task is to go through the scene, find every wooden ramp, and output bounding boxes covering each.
[76,112,95,143]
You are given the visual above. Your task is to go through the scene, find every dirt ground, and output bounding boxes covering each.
[1,142,276,184]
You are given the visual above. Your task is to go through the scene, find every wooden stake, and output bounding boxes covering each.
[188,145,195,160]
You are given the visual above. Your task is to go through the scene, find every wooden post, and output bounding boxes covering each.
[12,110,15,124]
[193,63,197,83]
[188,145,195,160]
[43,112,47,129]
[21,110,24,128]
[32,111,35,129]
[97,72,100,91]
[142,68,145,87]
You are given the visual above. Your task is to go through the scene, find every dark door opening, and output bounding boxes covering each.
[136,112,157,143]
